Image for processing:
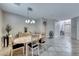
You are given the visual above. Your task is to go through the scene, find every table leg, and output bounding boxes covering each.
[25,43,28,56]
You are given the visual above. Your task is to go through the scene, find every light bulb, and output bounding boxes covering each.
[27,19,30,23]
[25,19,35,24]
[25,19,30,23]
[32,20,35,24]
[25,20,28,23]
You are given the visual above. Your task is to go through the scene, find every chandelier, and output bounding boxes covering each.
[25,7,35,24]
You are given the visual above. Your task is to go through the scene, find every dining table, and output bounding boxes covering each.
[12,34,45,56]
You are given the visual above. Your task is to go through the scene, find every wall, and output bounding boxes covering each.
[46,19,55,36]
[71,17,77,40]
[71,16,79,40]
[0,9,3,49]
[77,17,79,40]
[55,21,63,37]
[0,10,3,39]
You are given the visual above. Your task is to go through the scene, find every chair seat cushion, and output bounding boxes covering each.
[39,39,45,43]
[28,43,38,48]
[13,43,24,49]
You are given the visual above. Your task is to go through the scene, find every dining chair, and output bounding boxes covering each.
[10,36,25,56]
[28,41,39,56]
[11,43,25,56]
[38,37,50,55]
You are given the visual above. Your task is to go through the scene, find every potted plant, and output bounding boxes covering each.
[5,24,12,47]
[5,24,12,35]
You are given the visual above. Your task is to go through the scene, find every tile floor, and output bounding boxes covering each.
[72,39,79,56]
[0,36,79,56]
[39,36,72,56]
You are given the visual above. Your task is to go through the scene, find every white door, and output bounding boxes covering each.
[64,24,71,37]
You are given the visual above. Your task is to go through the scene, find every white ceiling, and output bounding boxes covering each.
[0,3,79,20]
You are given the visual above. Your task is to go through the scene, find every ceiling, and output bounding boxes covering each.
[0,3,79,20]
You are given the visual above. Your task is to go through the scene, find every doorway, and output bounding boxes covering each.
[55,19,71,38]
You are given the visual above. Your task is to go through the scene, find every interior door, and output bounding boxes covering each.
[64,23,71,37]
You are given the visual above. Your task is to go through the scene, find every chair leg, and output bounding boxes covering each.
[11,50,13,56]
[23,47,25,56]
[32,48,33,56]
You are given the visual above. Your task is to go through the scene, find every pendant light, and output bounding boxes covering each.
[25,7,35,24]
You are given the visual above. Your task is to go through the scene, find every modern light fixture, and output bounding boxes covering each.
[25,7,35,24]
[25,19,35,24]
